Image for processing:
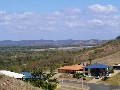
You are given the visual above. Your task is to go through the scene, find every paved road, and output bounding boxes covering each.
[88,83,120,90]
[58,79,120,90]
[88,78,101,83]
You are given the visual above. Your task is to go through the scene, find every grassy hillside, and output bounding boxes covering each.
[0,75,42,90]
[76,36,120,64]
[92,51,120,65]
[100,72,120,85]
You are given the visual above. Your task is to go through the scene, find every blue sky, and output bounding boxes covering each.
[0,0,120,40]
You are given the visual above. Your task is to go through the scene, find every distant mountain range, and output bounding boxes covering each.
[0,39,107,46]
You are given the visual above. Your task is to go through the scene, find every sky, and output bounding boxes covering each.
[0,0,120,40]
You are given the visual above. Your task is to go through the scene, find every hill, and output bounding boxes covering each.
[0,75,42,90]
[0,36,120,72]
[0,39,106,47]
[92,51,120,65]
[76,36,120,65]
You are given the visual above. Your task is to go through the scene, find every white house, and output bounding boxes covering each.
[113,64,120,70]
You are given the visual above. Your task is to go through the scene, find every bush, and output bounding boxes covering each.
[101,77,109,81]
[73,73,83,79]
[109,68,114,73]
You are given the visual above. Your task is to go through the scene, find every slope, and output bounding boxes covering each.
[76,36,120,64]
[92,51,120,65]
[0,75,42,90]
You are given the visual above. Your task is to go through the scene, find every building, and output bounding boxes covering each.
[21,72,43,79]
[58,65,83,74]
[0,70,25,79]
[113,64,120,70]
[83,63,110,77]
[21,72,33,78]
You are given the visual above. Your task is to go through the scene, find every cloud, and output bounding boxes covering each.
[88,4,118,13]
[88,19,103,25]
[63,7,81,14]
[0,5,120,40]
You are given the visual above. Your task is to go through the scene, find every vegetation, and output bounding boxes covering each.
[0,36,120,72]
[1,36,120,89]
[101,77,109,81]
[102,73,120,85]
[0,49,77,72]
[73,72,83,79]
[0,75,41,90]
[25,70,58,90]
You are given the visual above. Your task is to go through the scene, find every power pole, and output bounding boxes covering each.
[62,78,63,84]
[82,78,83,87]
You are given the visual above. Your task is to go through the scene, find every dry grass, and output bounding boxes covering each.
[0,75,42,90]
[106,73,120,85]
[91,51,120,65]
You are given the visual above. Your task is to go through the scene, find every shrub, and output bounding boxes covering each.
[101,77,109,81]
[73,73,83,79]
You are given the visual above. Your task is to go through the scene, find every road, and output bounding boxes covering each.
[88,83,120,90]
[58,79,120,90]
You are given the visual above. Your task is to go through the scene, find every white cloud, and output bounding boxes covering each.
[88,4,118,13]
[63,7,81,15]
[88,19,103,25]
[65,21,80,27]
[0,5,120,39]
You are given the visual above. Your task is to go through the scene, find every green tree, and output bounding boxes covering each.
[88,58,92,64]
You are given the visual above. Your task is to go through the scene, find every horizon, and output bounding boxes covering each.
[0,38,109,41]
[0,0,120,40]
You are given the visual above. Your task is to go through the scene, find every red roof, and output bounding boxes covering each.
[58,65,83,70]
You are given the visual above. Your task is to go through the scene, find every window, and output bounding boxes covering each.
[85,68,88,71]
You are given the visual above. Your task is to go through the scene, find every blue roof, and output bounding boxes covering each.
[21,72,33,78]
[21,72,44,78]
[84,63,110,68]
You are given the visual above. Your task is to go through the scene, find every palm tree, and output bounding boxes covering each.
[88,58,92,64]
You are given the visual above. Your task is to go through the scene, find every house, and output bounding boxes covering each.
[113,64,120,70]
[21,72,43,79]
[58,65,83,74]
[83,63,110,77]
[21,72,33,78]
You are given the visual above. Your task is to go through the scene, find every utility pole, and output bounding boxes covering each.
[82,78,83,87]
[62,77,64,90]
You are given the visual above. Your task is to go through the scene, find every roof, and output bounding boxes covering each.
[58,65,83,70]
[21,72,43,78]
[0,70,25,78]
[21,72,32,78]
[113,64,120,66]
[84,63,110,68]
